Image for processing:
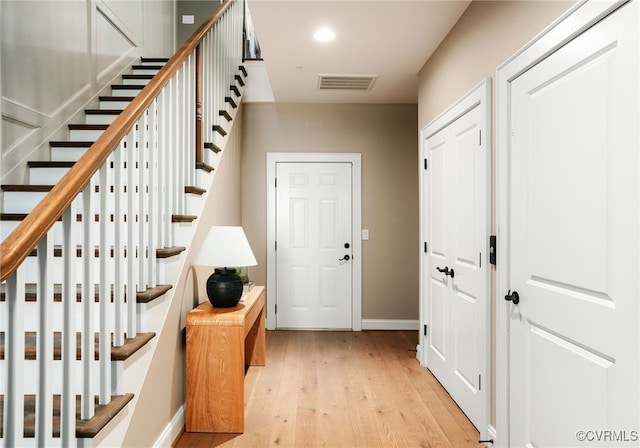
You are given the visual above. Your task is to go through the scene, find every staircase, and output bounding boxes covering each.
[0,0,246,445]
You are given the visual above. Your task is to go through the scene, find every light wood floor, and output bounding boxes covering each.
[174,330,479,448]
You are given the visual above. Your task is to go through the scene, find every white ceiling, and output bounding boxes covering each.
[245,0,471,104]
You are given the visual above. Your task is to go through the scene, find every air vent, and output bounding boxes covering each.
[317,74,378,91]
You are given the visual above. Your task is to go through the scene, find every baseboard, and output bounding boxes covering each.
[361,319,419,330]
[154,405,184,448]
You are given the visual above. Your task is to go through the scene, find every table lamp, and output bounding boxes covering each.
[195,226,257,307]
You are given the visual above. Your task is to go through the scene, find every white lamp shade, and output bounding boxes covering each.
[194,226,257,267]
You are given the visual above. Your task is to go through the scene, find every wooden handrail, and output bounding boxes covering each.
[0,0,235,282]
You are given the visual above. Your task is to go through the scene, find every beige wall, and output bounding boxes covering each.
[419,0,575,128]
[241,103,419,320]
[176,0,223,46]
[417,0,575,428]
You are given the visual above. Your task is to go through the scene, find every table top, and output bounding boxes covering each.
[186,285,265,327]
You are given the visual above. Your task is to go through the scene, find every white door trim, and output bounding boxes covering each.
[495,1,629,445]
[266,152,362,331]
[418,77,491,438]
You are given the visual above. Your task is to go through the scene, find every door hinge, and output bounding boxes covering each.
[423,324,428,336]
[479,374,482,391]
[424,241,428,253]
[479,252,482,269]
[424,159,428,170]
[479,130,482,146]
[275,178,277,188]
[275,304,277,314]
[275,241,277,251]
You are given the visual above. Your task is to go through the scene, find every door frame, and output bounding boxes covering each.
[495,1,629,445]
[266,152,362,331]
[418,77,491,437]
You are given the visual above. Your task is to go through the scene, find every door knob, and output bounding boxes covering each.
[505,290,520,305]
[339,255,351,261]
[436,266,455,278]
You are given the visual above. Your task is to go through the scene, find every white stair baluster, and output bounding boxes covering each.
[61,205,77,447]
[82,179,96,420]
[98,164,112,405]
[36,234,55,446]
[126,126,138,340]
[114,140,126,347]
[4,267,26,447]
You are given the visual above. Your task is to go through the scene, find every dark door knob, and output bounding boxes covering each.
[339,255,351,261]
[436,266,455,278]
[505,290,520,305]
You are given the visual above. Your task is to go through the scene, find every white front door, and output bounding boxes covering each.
[506,3,639,446]
[421,80,490,433]
[275,162,353,329]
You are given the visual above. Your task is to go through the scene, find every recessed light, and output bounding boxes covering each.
[314,28,335,42]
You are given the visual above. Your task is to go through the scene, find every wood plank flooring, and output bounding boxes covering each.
[173,330,479,448]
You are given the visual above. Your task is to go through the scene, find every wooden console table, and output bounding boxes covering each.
[185,285,266,433]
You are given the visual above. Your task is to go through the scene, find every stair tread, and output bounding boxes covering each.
[99,96,135,101]
[84,109,123,115]
[219,110,232,121]
[0,393,134,438]
[172,214,198,223]
[212,124,227,136]
[0,282,172,304]
[28,161,75,168]
[2,184,54,192]
[196,162,214,173]
[122,74,154,80]
[11,331,156,361]
[156,246,186,258]
[131,65,163,70]
[68,124,109,130]
[140,57,169,63]
[111,84,144,89]
[204,142,222,153]
[50,141,95,147]
[185,186,206,195]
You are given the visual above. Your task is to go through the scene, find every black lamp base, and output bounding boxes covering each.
[206,268,244,308]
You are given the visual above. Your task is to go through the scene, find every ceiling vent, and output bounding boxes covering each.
[317,74,378,91]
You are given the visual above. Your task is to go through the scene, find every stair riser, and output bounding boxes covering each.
[3,191,49,213]
[3,190,127,214]
[131,68,160,75]
[16,301,132,332]
[19,361,103,395]
[10,254,161,291]
[0,220,125,246]
[86,114,119,125]
[111,87,144,97]
[69,129,105,141]
[29,167,120,185]
[51,147,90,161]
[122,78,151,86]
[99,99,133,109]
[28,166,71,185]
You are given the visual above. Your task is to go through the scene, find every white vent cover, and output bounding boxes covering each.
[317,74,378,91]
